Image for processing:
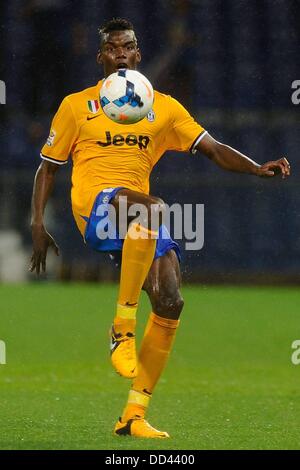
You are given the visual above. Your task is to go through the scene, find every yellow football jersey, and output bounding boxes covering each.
[41,80,206,235]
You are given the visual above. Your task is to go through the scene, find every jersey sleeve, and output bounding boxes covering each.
[164,96,207,154]
[40,97,78,165]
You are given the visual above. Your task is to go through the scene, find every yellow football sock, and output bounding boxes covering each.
[122,390,150,422]
[113,223,157,335]
[121,312,180,421]
[113,304,137,335]
[118,223,157,306]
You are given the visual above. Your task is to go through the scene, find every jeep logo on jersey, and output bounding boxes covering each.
[97,131,150,150]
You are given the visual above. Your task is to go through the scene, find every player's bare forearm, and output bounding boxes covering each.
[197,133,290,179]
[30,161,60,274]
[31,160,59,226]
[207,141,260,174]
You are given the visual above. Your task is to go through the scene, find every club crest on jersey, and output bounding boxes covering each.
[147,109,155,122]
[87,99,100,113]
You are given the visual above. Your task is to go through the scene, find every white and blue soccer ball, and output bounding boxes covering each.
[100,69,154,124]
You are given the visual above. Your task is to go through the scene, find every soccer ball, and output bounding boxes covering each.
[100,69,154,124]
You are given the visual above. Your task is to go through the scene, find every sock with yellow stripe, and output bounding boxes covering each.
[113,223,157,335]
[113,304,137,336]
[121,312,180,421]
[121,390,150,422]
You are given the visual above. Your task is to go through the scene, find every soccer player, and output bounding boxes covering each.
[30,18,290,438]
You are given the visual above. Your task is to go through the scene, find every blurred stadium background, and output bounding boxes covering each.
[0,0,299,284]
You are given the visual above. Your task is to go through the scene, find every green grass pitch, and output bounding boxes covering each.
[0,283,300,450]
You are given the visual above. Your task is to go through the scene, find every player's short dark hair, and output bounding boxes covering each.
[98,18,136,48]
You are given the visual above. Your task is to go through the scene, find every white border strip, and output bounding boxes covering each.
[191,130,208,155]
[40,153,68,165]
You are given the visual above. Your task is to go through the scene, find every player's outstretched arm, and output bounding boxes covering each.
[196,133,290,179]
[30,160,60,275]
